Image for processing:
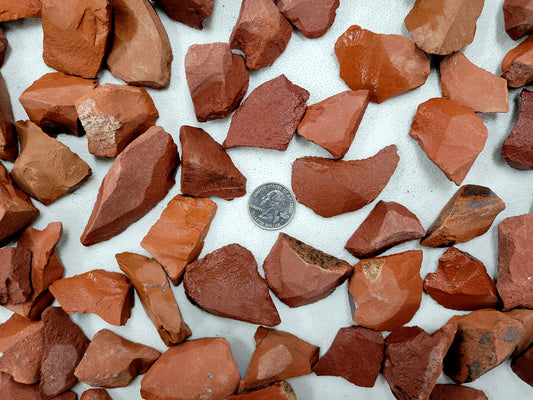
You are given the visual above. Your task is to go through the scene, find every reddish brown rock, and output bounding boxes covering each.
[81,126,178,246]
[443,309,524,383]
[154,0,213,30]
[76,83,159,157]
[512,345,533,386]
[291,145,399,218]
[430,384,488,400]
[141,195,217,285]
[263,233,352,307]
[421,185,506,247]
[180,126,247,200]
[0,247,32,305]
[116,252,191,346]
[275,0,339,38]
[383,324,457,400]
[185,43,249,122]
[81,389,112,400]
[507,309,533,355]
[335,25,430,103]
[502,89,533,170]
[348,250,423,331]
[297,90,369,159]
[141,337,240,400]
[229,381,296,400]
[10,121,92,205]
[312,326,384,387]
[440,52,509,113]
[424,247,500,311]
[49,270,134,325]
[409,98,488,185]
[0,372,41,400]
[504,0,533,40]
[0,0,41,22]
[184,244,281,326]
[0,72,17,161]
[53,392,77,400]
[0,29,7,67]
[345,201,425,259]
[404,0,484,55]
[502,36,533,87]
[19,73,98,136]
[497,213,533,310]
[223,75,309,151]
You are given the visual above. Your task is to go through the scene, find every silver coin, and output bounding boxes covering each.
[248,183,296,230]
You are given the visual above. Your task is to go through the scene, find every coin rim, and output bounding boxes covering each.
[248,182,296,231]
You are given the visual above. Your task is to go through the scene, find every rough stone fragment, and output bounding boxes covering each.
[76,83,159,157]
[42,0,111,79]
[141,337,240,400]
[0,72,17,161]
[502,89,533,170]
[81,126,178,246]
[512,345,533,386]
[383,324,457,400]
[421,185,506,247]
[263,232,352,307]
[19,73,98,136]
[297,90,369,159]
[185,43,249,122]
[348,250,423,331]
[504,0,533,40]
[275,0,339,38]
[0,247,32,305]
[184,244,281,326]
[507,309,533,355]
[497,213,533,310]
[10,121,92,205]
[230,0,292,70]
[0,372,41,400]
[345,201,425,259]
[502,36,533,87]
[107,0,172,89]
[0,0,41,22]
[81,389,112,400]
[291,145,399,218]
[180,125,247,200]
[53,392,77,400]
[0,29,7,67]
[424,247,500,311]
[443,309,524,383]
[154,0,213,30]
[440,51,509,113]
[223,75,309,151]
[430,384,488,400]
[49,270,134,325]
[141,194,217,285]
[229,381,296,400]
[404,0,485,55]
[116,252,191,346]
[312,326,384,387]
[335,25,430,103]
[409,97,488,185]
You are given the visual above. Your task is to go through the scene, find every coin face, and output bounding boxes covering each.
[248,183,296,230]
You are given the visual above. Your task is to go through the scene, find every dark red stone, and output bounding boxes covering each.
[502,35,533,87]
[81,389,112,400]
[275,0,339,38]
[0,247,32,305]
[502,89,533,170]
[0,372,40,400]
[507,309,533,356]
[154,0,213,30]
[0,28,7,67]
[511,345,533,387]
[0,72,17,161]
[430,384,488,400]
[504,0,533,40]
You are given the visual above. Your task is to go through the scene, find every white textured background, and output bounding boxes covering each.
[1,0,532,399]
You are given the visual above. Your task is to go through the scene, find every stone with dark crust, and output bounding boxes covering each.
[511,345,533,387]
[275,0,339,38]
[153,0,213,30]
[81,389,113,400]
[430,384,488,400]
[502,36,533,87]
[504,0,533,40]
[0,72,18,161]
[0,247,32,305]
[229,381,296,400]
[502,89,533,170]
[507,308,533,356]
[0,0,42,22]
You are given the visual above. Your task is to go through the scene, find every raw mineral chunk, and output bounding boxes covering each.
[0,247,32,305]
[0,72,17,161]
[141,194,217,285]
[42,0,112,79]
[153,0,213,30]
[502,89,533,169]
[81,389,113,400]
[511,346,533,386]
[348,250,423,331]
[223,75,309,151]
[504,0,533,40]
[409,97,488,185]
[430,384,488,400]
[75,83,159,157]
[297,90,369,159]
[81,126,178,246]
[0,29,7,67]
[0,0,42,22]
[335,25,430,103]
[421,185,505,247]
[507,309,533,355]
[275,0,339,38]
[183,244,281,326]
[0,372,41,399]
[10,121,92,205]
[263,232,352,307]
[53,393,77,400]
[228,381,296,399]
[502,36,533,87]
[291,145,399,218]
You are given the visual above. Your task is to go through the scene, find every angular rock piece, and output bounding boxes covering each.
[0,372,41,400]
[81,126,178,246]
[141,195,217,285]
[185,43,249,122]
[154,0,213,30]
[0,72,17,161]
[141,337,240,400]
[409,98,488,185]
[348,250,423,331]
[502,36,533,87]
[0,247,32,305]
[53,393,77,400]
[497,213,533,310]
[502,89,533,170]
[404,0,485,55]
[512,346,533,387]
[76,83,159,157]
[0,29,7,67]
[0,0,41,22]
[184,244,281,326]
[223,75,309,151]
[291,145,399,218]
[229,382,295,400]
[335,25,430,103]
[430,384,488,400]
[275,0,339,38]
[345,201,425,259]
[116,252,191,346]
[421,185,505,247]
[312,326,384,387]
[10,121,92,205]
[81,389,113,400]
[263,233,352,307]
[297,90,369,159]
[507,309,533,355]
[424,247,500,311]
[504,0,533,40]
[440,52,509,113]
[180,126,247,200]
[19,73,98,135]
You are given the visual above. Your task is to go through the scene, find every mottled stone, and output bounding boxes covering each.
[504,0,533,40]
[154,0,213,29]
[0,72,17,161]
[0,29,7,67]
[502,89,533,170]
[229,381,296,400]
[0,247,32,305]
[512,345,533,386]
[502,35,533,87]
[0,0,42,22]
[430,384,488,400]
[275,0,339,38]
[507,309,533,355]
[80,389,112,400]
